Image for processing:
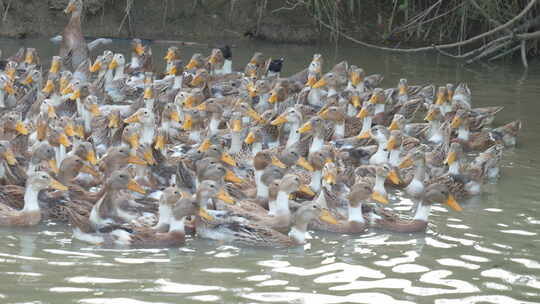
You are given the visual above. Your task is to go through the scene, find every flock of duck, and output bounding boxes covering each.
[0,0,522,248]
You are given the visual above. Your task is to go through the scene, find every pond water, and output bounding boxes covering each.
[0,37,539,304]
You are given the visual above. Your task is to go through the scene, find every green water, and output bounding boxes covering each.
[0,37,539,304]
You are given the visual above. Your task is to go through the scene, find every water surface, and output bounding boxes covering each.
[0,37,539,304]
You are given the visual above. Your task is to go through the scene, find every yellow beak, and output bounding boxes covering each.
[108,59,118,70]
[298,121,312,134]
[170,111,180,123]
[64,122,75,137]
[271,156,286,169]
[399,156,414,169]
[351,95,361,108]
[270,114,288,126]
[372,191,389,204]
[297,157,314,172]
[127,155,147,166]
[216,188,235,204]
[198,138,211,152]
[25,53,34,65]
[128,133,139,149]
[3,149,17,165]
[167,66,177,76]
[446,194,463,212]
[108,114,119,128]
[86,150,98,166]
[50,178,69,191]
[64,2,76,14]
[69,89,81,101]
[15,121,29,135]
[386,136,397,150]
[388,119,399,131]
[312,78,326,89]
[185,59,197,70]
[424,109,435,121]
[445,151,456,165]
[299,184,316,196]
[89,61,101,73]
[59,133,72,147]
[144,148,156,166]
[198,208,214,221]
[221,152,237,167]
[305,76,317,87]
[90,104,101,116]
[224,169,243,184]
[450,116,462,129]
[244,131,256,144]
[81,165,100,178]
[134,44,145,56]
[182,114,193,130]
[4,82,15,95]
[143,87,153,99]
[399,86,407,96]
[356,131,371,140]
[387,169,401,185]
[231,119,242,132]
[154,134,166,151]
[127,179,146,194]
[357,107,369,119]
[74,125,85,138]
[323,172,336,185]
[42,80,55,94]
[435,92,445,105]
[319,209,338,224]
[23,75,33,85]
[124,113,140,124]
[208,55,218,64]
[48,159,59,174]
[369,94,379,104]
[268,92,279,104]
[190,75,203,86]
[246,107,264,123]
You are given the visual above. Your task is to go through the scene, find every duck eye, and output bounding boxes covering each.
[312,205,317,209]
[210,184,215,188]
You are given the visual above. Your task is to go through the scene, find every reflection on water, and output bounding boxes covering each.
[1,37,540,303]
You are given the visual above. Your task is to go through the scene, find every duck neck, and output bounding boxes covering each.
[104,69,114,87]
[114,65,124,80]
[56,145,66,166]
[428,120,442,143]
[251,142,262,156]
[274,190,290,216]
[23,187,40,212]
[229,132,242,154]
[448,160,460,175]
[388,148,402,167]
[308,88,323,106]
[310,135,324,154]
[334,121,345,139]
[374,103,385,115]
[156,204,173,228]
[141,124,155,145]
[130,54,140,69]
[413,202,431,222]
[222,59,232,74]
[173,75,183,90]
[286,121,300,148]
[309,170,322,193]
[82,108,92,133]
[189,130,201,142]
[255,170,269,200]
[458,125,469,141]
[169,217,186,233]
[0,90,5,107]
[360,116,372,134]
[288,220,308,244]
[374,174,386,196]
[371,142,389,165]
[348,203,365,224]
[346,104,357,117]
[209,116,220,136]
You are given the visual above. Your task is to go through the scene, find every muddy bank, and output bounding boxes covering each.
[0,0,330,44]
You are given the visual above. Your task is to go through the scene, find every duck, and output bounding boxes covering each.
[59,0,89,70]
[0,171,67,227]
[71,192,198,247]
[374,183,462,233]
[88,169,147,231]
